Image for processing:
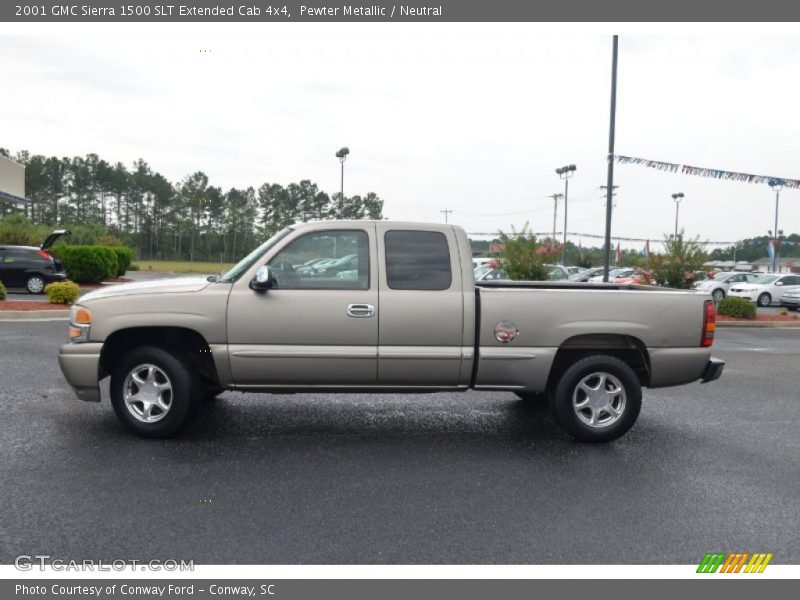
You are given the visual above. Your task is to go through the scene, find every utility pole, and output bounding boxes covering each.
[768,179,784,273]
[600,185,619,211]
[548,193,563,243]
[671,192,685,239]
[440,208,453,223]
[603,35,619,283]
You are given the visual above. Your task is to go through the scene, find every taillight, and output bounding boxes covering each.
[38,249,52,260]
[701,300,716,347]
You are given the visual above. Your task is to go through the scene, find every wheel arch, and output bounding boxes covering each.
[99,326,219,387]
[547,333,651,390]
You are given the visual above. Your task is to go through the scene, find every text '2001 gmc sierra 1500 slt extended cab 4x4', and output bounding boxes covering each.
[58,221,724,442]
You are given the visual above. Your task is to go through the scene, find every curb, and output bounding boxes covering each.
[0,310,70,321]
[717,320,800,328]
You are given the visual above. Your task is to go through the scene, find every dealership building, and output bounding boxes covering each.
[0,155,29,206]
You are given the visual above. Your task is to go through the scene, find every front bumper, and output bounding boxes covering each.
[728,292,756,302]
[700,357,725,383]
[58,342,103,401]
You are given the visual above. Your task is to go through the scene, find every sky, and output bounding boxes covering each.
[2,24,800,250]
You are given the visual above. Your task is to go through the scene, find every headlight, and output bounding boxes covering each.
[69,305,92,342]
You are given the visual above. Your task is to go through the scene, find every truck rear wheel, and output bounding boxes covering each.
[549,354,642,442]
[110,346,201,438]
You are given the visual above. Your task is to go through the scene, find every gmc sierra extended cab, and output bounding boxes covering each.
[58,221,724,442]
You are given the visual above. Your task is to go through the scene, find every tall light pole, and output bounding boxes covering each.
[671,192,684,238]
[768,178,784,273]
[603,35,619,283]
[335,146,350,217]
[556,164,576,264]
[548,193,563,243]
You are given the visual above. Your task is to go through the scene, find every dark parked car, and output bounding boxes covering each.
[0,229,70,293]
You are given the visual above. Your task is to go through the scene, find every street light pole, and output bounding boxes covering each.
[548,193,563,243]
[671,192,684,238]
[603,35,619,283]
[768,179,784,273]
[556,164,576,264]
[335,147,350,217]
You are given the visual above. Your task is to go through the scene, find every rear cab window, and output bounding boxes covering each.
[384,230,452,290]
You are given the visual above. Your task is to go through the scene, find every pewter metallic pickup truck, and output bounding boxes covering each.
[58,221,724,441]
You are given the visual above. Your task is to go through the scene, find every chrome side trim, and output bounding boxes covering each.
[231,346,378,359]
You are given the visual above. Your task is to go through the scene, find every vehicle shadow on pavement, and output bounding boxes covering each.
[183,392,566,443]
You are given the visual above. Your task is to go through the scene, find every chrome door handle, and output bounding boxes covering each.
[347,303,375,318]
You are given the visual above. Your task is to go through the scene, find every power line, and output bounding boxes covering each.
[440,208,453,223]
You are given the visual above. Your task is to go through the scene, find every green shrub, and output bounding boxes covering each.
[717,296,756,319]
[44,281,80,304]
[0,281,7,300]
[54,245,118,283]
[129,263,140,271]
[110,246,133,277]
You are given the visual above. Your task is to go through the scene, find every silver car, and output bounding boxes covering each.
[693,271,760,302]
[728,273,800,307]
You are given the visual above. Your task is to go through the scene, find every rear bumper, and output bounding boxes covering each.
[58,342,103,402]
[700,357,725,383]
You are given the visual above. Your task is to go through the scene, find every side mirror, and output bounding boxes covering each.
[250,265,275,291]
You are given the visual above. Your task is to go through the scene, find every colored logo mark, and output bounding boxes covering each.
[697,552,773,573]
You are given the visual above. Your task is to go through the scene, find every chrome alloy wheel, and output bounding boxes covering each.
[123,364,173,423]
[572,371,627,428]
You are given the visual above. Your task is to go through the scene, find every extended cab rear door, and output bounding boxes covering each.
[376,223,468,387]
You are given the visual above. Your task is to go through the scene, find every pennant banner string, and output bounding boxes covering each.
[614,155,800,190]
[466,231,800,247]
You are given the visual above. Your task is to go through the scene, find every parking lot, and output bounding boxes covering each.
[0,321,798,564]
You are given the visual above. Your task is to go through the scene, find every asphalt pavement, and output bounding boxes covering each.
[0,323,798,564]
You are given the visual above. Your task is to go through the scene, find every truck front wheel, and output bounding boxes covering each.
[110,346,201,438]
[549,354,642,442]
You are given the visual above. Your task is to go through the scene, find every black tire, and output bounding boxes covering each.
[711,288,725,302]
[514,391,548,403]
[757,292,771,307]
[26,274,46,294]
[110,346,202,438]
[549,354,642,443]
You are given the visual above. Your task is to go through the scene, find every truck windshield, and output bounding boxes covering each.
[219,228,293,282]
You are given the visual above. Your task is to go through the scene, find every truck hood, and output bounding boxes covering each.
[79,276,214,302]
